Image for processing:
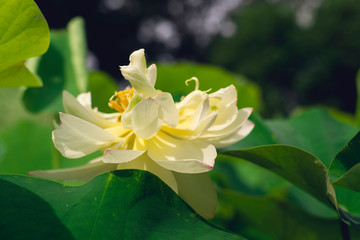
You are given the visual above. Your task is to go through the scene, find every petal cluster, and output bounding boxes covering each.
[31,49,254,219]
[119,49,179,139]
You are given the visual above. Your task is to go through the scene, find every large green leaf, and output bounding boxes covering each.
[0,86,102,174]
[0,119,54,174]
[227,109,358,167]
[221,143,360,229]
[0,84,59,175]
[327,131,360,227]
[214,190,360,240]
[156,63,261,111]
[222,145,337,209]
[335,186,360,228]
[0,0,49,87]
[0,170,245,240]
[219,109,357,219]
[211,154,289,197]
[333,164,360,192]
[0,88,30,130]
[294,106,357,126]
[261,109,360,223]
[23,17,88,112]
[265,109,358,168]
[0,63,42,88]
[212,156,338,219]
[329,131,360,192]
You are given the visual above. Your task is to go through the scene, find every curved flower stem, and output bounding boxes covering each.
[185,77,199,91]
[340,219,350,240]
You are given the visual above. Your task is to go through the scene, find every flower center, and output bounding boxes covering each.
[108,88,134,113]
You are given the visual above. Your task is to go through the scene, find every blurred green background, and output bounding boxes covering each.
[34,0,360,117]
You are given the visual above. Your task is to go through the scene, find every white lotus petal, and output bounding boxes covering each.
[191,112,218,138]
[147,64,157,87]
[120,66,157,97]
[116,153,145,169]
[29,160,117,182]
[211,103,238,130]
[202,108,253,139]
[237,107,253,125]
[129,48,147,74]
[103,149,145,163]
[208,85,239,131]
[189,96,209,131]
[155,92,179,127]
[121,94,143,129]
[89,157,103,164]
[121,110,132,129]
[132,98,163,139]
[121,49,157,97]
[105,126,132,137]
[208,101,237,131]
[134,137,147,151]
[209,85,237,107]
[116,153,178,193]
[53,113,121,158]
[147,131,216,173]
[63,91,115,128]
[176,90,209,130]
[162,111,217,140]
[207,120,254,148]
[173,172,217,219]
[96,112,121,123]
[76,92,92,108]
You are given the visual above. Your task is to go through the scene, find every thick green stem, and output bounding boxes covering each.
[340,219,350,240]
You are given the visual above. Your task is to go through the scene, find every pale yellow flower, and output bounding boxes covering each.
[30,49,254,219]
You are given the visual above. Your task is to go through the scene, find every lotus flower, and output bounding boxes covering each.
[30,49,254,219]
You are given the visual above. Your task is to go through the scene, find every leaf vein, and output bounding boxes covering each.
[89,173,113,239]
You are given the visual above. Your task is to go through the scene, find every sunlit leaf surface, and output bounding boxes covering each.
[0,0,49,87]
[23,17,87,112]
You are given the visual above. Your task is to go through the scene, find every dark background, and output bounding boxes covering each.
[34,0,360,117]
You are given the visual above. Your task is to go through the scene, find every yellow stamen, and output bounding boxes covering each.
[108,88,134,113]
